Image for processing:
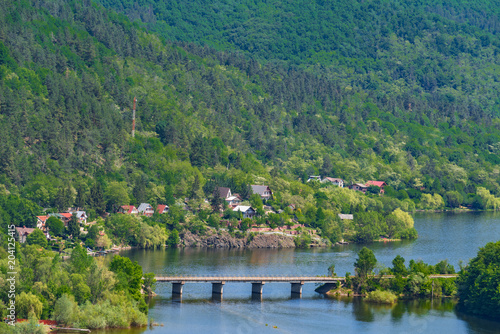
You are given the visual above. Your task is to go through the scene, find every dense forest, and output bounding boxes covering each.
[1,0,500,247]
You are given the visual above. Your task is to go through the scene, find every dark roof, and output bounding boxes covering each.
[218,187,231,198]
[251,185,271,196]
[16,227,36,235]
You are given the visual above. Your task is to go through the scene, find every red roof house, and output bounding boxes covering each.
[157,205,169,214]
[118,205,138,214]
[36,216,49,231]
[365,181,387,194]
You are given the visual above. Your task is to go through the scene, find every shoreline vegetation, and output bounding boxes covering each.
[321,242,500,320]
[0,242,157,333]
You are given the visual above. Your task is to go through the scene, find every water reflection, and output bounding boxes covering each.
[108,212,500,333]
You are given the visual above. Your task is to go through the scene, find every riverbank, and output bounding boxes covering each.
[180,230,331,248]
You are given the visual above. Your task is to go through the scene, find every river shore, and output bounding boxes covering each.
[180,230,331,248]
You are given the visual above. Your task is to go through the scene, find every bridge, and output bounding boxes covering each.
[154,275,457,299]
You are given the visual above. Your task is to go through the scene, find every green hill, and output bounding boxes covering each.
[1,0,500,243]
[95,0,500,120]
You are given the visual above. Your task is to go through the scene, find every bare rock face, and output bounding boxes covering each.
[180,230,297,248]
[247,233,295,248]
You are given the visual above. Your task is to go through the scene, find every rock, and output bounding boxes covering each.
[180,230,301,249]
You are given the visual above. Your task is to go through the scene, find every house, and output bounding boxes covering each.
[36,216,49,231]
[225,195,242,208]
[16,227,35,243]
[156,204,169,214]
[48,213,72,226]
[338,214,354,220]
[307,175,321,182]
[232,205,256,219]
[322,177,344,188]
[137,203,154,217]
[74,211,87,224]
[365,181,387,194]
[118,205,138,214]
[349,183,368,193]
[217,187,232,199]
[264,205,275,215]
[251,185,273,201]
[59,213,73,224]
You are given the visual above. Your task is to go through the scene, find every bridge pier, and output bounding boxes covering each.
[212,282,225,296]
[252,282,265,295]
[172,281,185,295]
[291,282,304,297]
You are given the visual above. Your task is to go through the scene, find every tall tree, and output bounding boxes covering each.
[354,247,377,278]
[67,214,80,240]
[89,182,105,215]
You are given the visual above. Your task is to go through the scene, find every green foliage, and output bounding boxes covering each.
[70,243,93,274]
[143,272,157,296]
[457,241,500,318]
[46,217,64,237]
[354,247,377,278]
[105,182,131,212]
[365,290,398,304]
[54,294,80,326]
[11,312,48,334]
[16,292,43,319]
[26,229,48,248]
[294,233,312,248]
[167,229,180,248]
[109,255,143,300]
[328,264,336,277]
[391,255,408,276]
[67,214,80,240]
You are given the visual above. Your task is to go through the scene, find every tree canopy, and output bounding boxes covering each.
[457,241,500,319]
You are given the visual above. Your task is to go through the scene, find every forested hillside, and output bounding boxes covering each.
[1,0,500,244]
[96,0,500,120]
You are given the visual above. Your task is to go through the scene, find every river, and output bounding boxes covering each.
[95,212,500,334]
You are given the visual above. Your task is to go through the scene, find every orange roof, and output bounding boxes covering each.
[157,205,168,213]
[60,213,72,219]
[366,181,386,187]
[120,205,137,214]
[36,215,49,221]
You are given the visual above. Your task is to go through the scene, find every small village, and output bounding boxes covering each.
[14,177,388,250]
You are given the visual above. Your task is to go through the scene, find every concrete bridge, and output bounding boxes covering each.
[156,275,343,298]
[155,275,457,299]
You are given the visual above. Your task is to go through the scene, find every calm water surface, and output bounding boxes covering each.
[97,212,500,334]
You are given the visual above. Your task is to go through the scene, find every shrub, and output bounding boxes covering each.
[365,290,398,304]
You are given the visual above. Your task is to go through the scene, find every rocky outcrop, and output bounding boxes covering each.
[180,230,327,248]
[247,233,295,248]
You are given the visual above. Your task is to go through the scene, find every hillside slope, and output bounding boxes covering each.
[0,0,500,238]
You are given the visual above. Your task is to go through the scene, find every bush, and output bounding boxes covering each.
[457,241,500,318]
[54,294,80,327]
[294,233,312,248]
[26,229,48,248]
[365,290,398,304]
[397,228,418,239]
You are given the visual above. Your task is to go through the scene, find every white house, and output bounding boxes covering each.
[251,185,273,200]
[74,211,88,224]
[307,175,321,182]
[137,203,155,217]
[225,195,242,207]
[322,177,344,188]
[232,205,256,219]
[36,216,49,231]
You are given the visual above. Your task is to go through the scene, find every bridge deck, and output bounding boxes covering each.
[155,276,343,282]
[154,274,457,283]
